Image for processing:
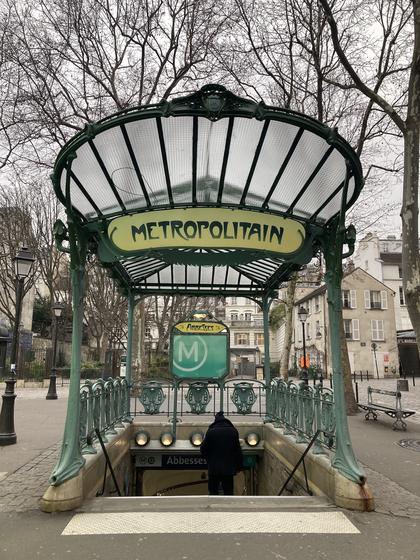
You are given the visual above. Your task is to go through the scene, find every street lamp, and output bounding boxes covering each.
[46,302,65,400]
[0,246,35,446]
[298,305,309,385]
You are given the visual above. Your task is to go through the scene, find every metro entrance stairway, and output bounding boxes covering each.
[62,496,360,535]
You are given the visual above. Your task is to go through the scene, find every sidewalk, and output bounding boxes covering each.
[0,384,420,517]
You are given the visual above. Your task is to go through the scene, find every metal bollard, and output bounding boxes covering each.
[355,381,359,403]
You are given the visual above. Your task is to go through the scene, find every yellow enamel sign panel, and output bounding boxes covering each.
[108,208,305,255]
[174,321,226,334]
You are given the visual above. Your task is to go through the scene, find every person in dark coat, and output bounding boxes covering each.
[200,411,243,495]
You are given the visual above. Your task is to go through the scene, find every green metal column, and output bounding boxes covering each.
[49,264,86,485]
[124,292,135,421]
[49,162,87,486]
[262,295,271,387]
[323,219,365,484]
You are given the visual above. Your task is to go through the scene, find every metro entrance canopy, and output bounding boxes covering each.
[49,84,366,490]
[52,84,362,298]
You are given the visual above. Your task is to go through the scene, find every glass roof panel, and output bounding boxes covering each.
[195,118,229,203]
[200,267,213,284]
[187,266,199,284]
[221,118,266,204]
[213,265,229,284]
[124,119,169,207]
[59,175,98,219]
[292,150,346,219]
[266,129,330,213]
[160,116,193,204]
[87,126,144,211]
[317,177,356,222]
[244,120,302,208]
[63,142,122,215]
[173,265,186,284]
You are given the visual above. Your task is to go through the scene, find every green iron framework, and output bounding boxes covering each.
[49,84,365,487]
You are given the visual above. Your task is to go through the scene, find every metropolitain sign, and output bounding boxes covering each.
[108,208,305,255]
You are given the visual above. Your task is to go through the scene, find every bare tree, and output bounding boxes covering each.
[319,0,419,356]
[0,186,38,328]
[84,261,128,361]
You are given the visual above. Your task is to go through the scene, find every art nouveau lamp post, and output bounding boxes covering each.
[0,247,35,446]
[46,302,65,400]
[298,305,309,385]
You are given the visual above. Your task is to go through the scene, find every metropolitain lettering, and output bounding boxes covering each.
[131,220,284,245]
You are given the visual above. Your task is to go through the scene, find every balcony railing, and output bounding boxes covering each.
[228,320,264,328]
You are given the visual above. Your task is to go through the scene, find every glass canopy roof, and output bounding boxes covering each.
[52,85,363,297]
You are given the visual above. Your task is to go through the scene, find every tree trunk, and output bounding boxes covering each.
[339,314,359,414]
[279,273,298,379]
[402,2,420,357]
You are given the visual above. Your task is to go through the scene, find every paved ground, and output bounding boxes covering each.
[0,381,419,559]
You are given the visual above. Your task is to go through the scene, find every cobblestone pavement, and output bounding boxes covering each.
[0,442,61,513]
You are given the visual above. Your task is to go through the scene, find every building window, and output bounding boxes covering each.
[371,320,384,341]
[145,327,151,338]
[398,266,403,278]
[315,296,320,312]
[244,312,252,322]
[344,319,360,340]
[316,321,322,338]
[399,286,405,305]
[235,333,249,345]
[342,289,356,309]
[370,291,381,308]
[364,290,387,309]
[230,297,237,305]
[255,333,264,346]
[230,312,238,321]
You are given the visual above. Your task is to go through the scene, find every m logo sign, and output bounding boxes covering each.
[171,329,229,380]
[174,338,208,373]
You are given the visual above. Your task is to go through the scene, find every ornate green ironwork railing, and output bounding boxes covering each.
[79,377,130,454]
[266,379,335,450]
[84,377,335,452]
[131,378,267,417]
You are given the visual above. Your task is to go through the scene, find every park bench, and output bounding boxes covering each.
[358,386,415,431]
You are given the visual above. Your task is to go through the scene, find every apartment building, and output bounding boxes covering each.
[353,233,412,332]
[292,268,398,378]
[217,296,283,376]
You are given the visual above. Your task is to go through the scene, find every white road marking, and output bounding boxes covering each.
[62,511,359,535]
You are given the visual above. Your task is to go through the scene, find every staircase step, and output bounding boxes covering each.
[79,495,333,514]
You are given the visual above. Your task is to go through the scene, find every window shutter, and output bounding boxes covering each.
[381,291,388,309]
[371,320,376,339]
[378,319,384,340]
[352,319,360,340]
[364,290,371,309]
[350,290,357,309]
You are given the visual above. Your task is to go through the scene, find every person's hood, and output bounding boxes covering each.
[208,411,236,430]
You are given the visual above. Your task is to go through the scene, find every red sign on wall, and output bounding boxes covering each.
[299,355,310,368]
